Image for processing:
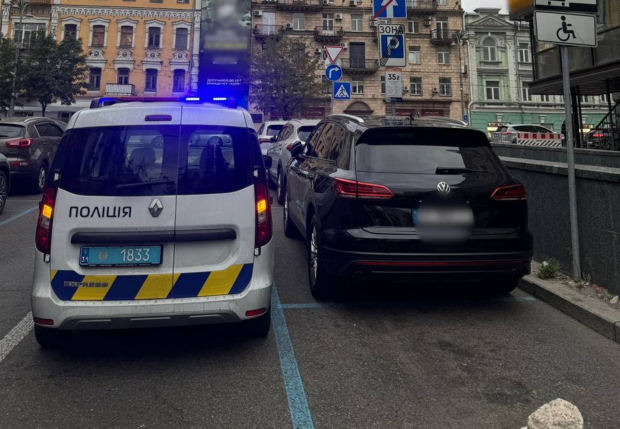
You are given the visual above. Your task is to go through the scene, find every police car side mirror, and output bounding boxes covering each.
[288,141,304,160]
[263,155,273,169]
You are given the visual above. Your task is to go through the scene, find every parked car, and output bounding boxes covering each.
[284,115,533,299]
[491,124,555,144]
[257,121,287,155]
[266,119,319,204]
[0,118,66,193]
[585,128,613,149]
[0,153,9,215]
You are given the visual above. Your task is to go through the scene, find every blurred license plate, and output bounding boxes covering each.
[417,206,474,226]
[80,246,162,267]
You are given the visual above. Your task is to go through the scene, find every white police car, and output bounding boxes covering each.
[31,98,274,347]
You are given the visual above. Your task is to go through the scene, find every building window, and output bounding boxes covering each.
[436,17,448,38]
[437,0,447,4]
[175,28,188,50]
[351,14,363,32]
[438,50,450,65]
[150,0,163,3]
[542,95,551,102]
[482,38,497,62]
[120,26,133,47]
[177,0,189,3]
[486,81,500,100]
[381,76,385,94]
[410,77,422,96]
[322,14,334,31]
[408,19,419,34]
[14,23,46,48]
[117,68,130,85]
[521,84,531,101]
[145,69,158,92]
[88,68,101,91]
[408,46,421,65]
[439,78,451,96]
[64,24,77,40]
[148,27,161,48]
[292,13,305,31]
[92,25,105,47]
[351,77,364,94]
[173,69,185,92]
[519,42,530,63]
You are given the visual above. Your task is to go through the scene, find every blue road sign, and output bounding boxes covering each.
[325,64,343,82]
[333,82,351,100]
[379,25,406,67]
[463,115,468,123]
[373,0,406,19]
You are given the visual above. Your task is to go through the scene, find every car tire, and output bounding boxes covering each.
[242,307,271,338]
[0,170,8,215]
[283,190,297,238]
[34,325,71,348]
[32,163,47,194]
[307,218,338,300]
[276,167,285,205]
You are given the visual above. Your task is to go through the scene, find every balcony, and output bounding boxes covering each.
[406,0,437,15]
[276,0,324,12]
[253,25,284,41]
[341,58,379,75]
[314,27,344,43]
[430,29,458,45]
[105,83,136,96]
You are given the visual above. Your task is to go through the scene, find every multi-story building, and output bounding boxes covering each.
[465,8,608,137]
[2,0,200,121]
[249,0,468,121]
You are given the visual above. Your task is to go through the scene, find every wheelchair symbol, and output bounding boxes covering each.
[557,16,576,42]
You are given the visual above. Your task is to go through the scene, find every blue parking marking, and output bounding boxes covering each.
[272,287,315,429]
[0,206,38,227]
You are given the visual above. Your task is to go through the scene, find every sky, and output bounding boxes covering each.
[461,0,508,13]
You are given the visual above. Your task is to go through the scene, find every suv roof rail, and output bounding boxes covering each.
[328,114,364,123]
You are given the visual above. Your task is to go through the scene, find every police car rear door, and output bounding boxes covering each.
[48,105,181,301]
[170,106,256,299]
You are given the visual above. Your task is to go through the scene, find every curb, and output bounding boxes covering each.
[518,275,620,344]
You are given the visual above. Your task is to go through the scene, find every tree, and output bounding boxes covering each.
[251,37,323,120]
[0,36,16,114]
[21,33,87,116]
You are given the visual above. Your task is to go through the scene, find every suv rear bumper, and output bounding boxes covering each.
[31,242,274,331]
[321,246,532,283]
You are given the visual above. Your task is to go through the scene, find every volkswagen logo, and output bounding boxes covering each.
[437,182,451,194]
[149,199,163,218]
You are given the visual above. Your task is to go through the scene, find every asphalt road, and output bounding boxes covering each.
[1,190,620,429]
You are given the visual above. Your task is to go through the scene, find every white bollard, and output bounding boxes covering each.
[526,399,584,429]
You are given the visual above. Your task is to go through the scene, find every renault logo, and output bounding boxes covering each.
[149,199,163,217]
[437,182,451,194]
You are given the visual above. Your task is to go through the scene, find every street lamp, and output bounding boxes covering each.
[452,30,467,123]
[7,0,31,118]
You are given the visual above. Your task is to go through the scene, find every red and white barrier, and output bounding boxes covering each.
[516,132,564,147]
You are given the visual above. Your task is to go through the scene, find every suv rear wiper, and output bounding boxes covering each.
[435,167,490,175]
[115,180,174,190]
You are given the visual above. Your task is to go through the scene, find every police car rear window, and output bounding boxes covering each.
[58,125,253,196]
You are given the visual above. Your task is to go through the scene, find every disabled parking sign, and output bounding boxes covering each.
[333,83,351,100]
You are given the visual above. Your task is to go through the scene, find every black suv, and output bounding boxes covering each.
[283,115,533,299]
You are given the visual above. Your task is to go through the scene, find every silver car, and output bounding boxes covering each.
[257,120,287,155]
[266,119,319,204]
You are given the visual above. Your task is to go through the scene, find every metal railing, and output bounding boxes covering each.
[430,29,459,44]
[253,24,284,38]
[276,0,324,10]
[589,101,620,151]
[105,83,136,96]
[406,0,437,12]
[313,26,344,39]
[340,58,379,72]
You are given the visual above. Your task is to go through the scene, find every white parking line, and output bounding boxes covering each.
[0,312,33,364]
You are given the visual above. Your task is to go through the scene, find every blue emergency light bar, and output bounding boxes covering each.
[89,96,238,109]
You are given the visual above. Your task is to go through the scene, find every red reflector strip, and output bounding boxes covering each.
[357,260,528,267]
[246,308,267,317]
[33,317,54,326]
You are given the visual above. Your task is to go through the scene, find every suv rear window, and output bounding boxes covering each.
[0,125,26,139]
[356,128,505,175]
[297,126,315,142]
[58,125,253,196]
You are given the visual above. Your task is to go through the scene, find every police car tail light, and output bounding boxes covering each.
[254,181,272,248]
[35,186,57,254]
[333,178,394,199]
[491,184,527,201]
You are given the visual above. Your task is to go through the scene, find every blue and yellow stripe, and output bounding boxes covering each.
[50,264,253,301]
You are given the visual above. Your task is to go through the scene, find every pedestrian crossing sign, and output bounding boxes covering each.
[333,83,351,100]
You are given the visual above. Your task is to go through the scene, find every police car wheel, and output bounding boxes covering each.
[34,325,71,348]
[242,307,271,338]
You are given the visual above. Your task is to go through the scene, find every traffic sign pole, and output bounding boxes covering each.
[560,45,581,279]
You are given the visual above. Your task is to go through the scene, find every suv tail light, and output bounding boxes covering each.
[334,178,394,199]
[254,179,272,249]
[491,184,527,201]
[35,186,57,253]
[6,138,34,148]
